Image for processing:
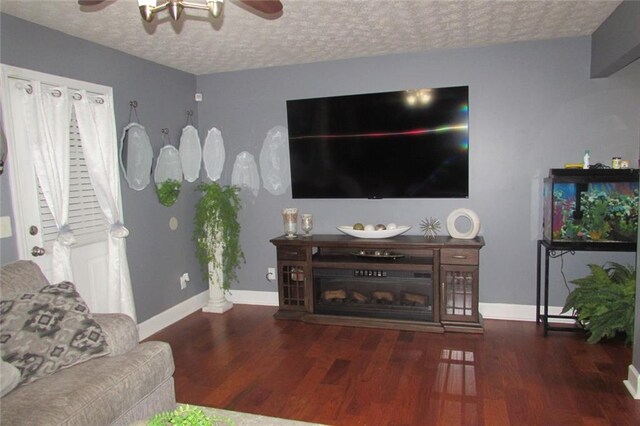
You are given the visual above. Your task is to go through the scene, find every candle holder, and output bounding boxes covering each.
[301,214,313,237]
[282,208,298,238]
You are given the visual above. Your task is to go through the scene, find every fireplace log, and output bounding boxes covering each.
[403,292,427,306]
[372,291,394,302]
[352,291,369,303]
[323,289,347,302]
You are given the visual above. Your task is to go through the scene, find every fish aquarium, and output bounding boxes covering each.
[543,169,639,246]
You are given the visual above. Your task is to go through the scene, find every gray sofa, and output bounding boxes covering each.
[0,260,176,425]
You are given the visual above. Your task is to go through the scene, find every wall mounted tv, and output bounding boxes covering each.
[286,85,469,199]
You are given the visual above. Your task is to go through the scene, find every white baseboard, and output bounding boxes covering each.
[479,302,535,321]
[624,365,640,399]
[478,302,572,323]
[227,290,279,306]
[137,290,279,340]
[137,291,209,340]
[139,289,573,340]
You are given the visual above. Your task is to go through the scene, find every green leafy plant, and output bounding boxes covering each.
[193,182,244,291]
[562,262,636,344]
[557,188,638,242]
[149,404,234,426]
[156,179,181,207]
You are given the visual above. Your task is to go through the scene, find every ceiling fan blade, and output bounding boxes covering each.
[78,0,117,11]
[238,0,283,15]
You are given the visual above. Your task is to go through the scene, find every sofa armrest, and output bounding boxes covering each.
[93,313,139,356]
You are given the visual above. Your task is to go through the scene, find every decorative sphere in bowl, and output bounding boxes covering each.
[336,225,411,239]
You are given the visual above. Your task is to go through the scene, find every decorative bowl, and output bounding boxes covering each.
[336,225,411,239]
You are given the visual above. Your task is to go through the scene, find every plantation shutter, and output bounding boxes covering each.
[38,110,108,248]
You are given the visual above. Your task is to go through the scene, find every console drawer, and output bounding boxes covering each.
[441,248,478,265]
[278,247,307,260]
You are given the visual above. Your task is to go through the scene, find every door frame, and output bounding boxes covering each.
[1,64,113,277]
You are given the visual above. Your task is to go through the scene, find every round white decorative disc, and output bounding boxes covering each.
[446,208,480,239]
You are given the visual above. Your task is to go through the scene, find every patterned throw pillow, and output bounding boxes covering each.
[0,281,110,385]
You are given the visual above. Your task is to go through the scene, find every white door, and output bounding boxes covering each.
[1,65,111,313]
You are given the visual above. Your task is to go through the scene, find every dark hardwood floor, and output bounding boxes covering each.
[148,306,640,425]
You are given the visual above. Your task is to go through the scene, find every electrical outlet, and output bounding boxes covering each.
[179,272,190,290]
[266,267,276,282]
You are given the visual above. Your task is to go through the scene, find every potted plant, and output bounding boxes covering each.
[156,179,181,207]
[562,262,636,344]
[148,404,233,425]
[193,182,244,294]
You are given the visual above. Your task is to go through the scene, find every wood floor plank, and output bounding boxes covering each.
[147,305,640,425]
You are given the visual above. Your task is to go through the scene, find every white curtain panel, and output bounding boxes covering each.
[20,81,75,282]
[73,90,137,322]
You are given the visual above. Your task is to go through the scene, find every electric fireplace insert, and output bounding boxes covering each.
[313,267,433,322]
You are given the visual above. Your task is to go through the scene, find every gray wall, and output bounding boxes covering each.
[591,0,640,78]
[591,0,640,372]
[0,14,206,322]
[197,37,640,307]
[1,13,639,323]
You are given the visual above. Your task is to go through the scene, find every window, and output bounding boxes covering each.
[38,110,107,248]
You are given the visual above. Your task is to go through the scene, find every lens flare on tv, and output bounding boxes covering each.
[291,123,468,141]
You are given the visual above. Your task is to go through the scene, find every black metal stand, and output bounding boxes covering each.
[536,239,636,335]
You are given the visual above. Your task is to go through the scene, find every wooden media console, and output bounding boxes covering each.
[270,234,485,333]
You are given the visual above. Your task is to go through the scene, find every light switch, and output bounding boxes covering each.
[0,216,13,239]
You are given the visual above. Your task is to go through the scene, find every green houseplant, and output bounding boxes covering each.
[562,262,636,344]
[149,404,233,425]
[156,179,181,207]
[193,182,244,291]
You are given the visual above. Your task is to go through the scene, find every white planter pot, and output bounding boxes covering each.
[202,237,233,314]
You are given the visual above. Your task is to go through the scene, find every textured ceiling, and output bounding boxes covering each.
[0,0,622,75]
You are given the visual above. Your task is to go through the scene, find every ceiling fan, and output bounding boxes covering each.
[78,0,283,21]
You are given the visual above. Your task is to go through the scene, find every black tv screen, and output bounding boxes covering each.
[286,86,469,199]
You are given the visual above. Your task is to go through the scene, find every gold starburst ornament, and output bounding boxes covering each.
[420,217,441,239]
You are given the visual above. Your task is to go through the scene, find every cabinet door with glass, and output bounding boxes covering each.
[439,264,479,323]
[276,246,312,312]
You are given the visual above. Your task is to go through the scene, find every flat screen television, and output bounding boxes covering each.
[286,85,469,199]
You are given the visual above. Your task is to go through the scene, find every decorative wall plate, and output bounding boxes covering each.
[119,122,153,191]
[259,125,290,195]
[231,151,260,197]
[203,127,225,181]
[154,145,183,206]
[179,125,201,182]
